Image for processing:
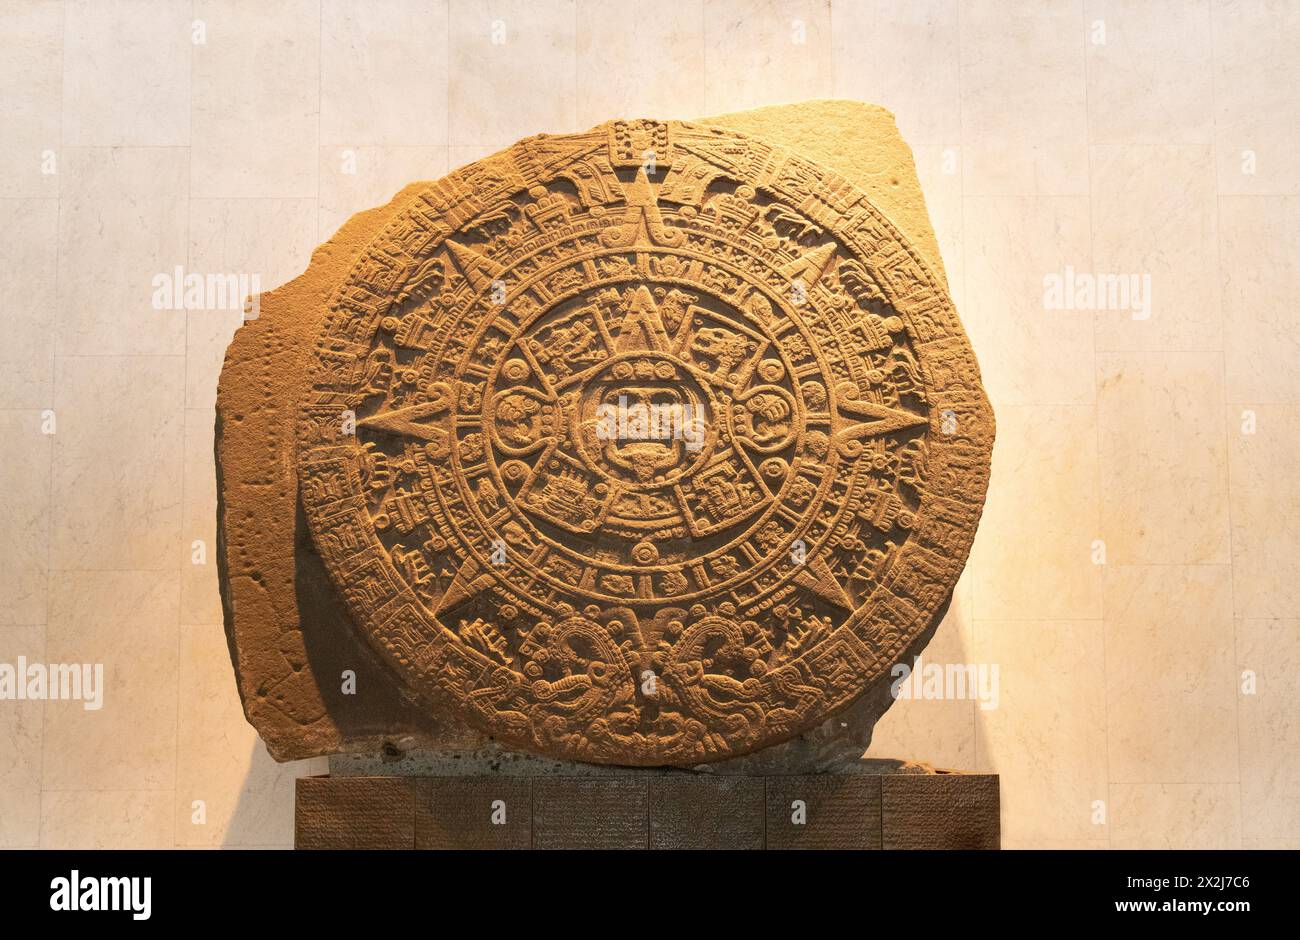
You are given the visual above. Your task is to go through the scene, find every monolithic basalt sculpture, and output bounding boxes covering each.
[217,103,994,770]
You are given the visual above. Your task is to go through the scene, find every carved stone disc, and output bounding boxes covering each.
[297,119,994,766]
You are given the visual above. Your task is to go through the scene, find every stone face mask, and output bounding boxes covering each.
[218,106,994,770]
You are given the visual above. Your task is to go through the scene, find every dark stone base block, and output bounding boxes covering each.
[882,773,1001,849]
[765,775,882,850]
[295,773,1000,850]
[294,777,416,850]
[533,778,648,849]
[416,778,532,849]
[650,777,765,850]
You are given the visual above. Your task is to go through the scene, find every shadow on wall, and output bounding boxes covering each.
[218,742,323,849]
[864,577,992,775]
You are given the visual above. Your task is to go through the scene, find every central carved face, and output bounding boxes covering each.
[576,355,712,487]
[597,383,687,481]
[488,280,792,548]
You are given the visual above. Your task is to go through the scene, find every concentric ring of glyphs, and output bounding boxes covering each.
[466,247,834,606]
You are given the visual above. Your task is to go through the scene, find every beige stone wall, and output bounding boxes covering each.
[2,0,1297,849]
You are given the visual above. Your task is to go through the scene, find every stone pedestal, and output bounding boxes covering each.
[295,772,1000,850]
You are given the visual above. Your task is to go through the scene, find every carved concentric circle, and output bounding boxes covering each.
[297,119,994,765]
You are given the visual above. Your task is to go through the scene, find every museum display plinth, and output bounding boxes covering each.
[294,771,1000,850]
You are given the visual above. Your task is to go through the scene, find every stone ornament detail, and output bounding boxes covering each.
[298,119,994,766]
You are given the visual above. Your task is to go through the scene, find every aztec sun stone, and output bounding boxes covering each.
[296,119,994,766]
